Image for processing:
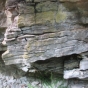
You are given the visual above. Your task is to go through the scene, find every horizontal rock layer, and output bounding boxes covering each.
[3,0,88,65]
[0,0,88,88]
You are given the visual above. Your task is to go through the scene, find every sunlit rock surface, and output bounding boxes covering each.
[3,0,88,69]
[0,0,88,88]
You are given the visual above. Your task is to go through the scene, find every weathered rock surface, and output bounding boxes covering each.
[32,57,64,74]
[0,29,7,51]
[0,0,88,88]
[68,79,88,88]
[0,0,7,51]
[3,0,88,70]
[0,52,47,88]
[0,0,6,28]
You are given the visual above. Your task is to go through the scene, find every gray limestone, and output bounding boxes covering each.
[0,0,88,88]
[80,60,88,70]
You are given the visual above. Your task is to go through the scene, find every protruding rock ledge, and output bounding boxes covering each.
[0,1,88,88]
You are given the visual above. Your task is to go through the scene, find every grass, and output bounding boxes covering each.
[28,72,68,88]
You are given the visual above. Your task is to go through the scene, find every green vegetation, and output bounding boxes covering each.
[28,72,68,88]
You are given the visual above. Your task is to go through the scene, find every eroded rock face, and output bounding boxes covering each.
[0,29,7,51]
[0,0,7,51]
[0,52,46,88]
[68,79,88,88]
[0,0,88,88]
[3,0,88,68]
[0,0,7,28]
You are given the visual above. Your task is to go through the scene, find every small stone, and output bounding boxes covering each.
[80,60,88,70]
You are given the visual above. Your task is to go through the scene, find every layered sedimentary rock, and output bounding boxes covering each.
[0,0,88,88]
[3,0,88,69]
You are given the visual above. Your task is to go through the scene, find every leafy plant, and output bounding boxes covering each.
[28,84,35,88]
[28,72,68,88]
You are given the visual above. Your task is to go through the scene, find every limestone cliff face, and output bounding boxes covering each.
[0,0,88,88]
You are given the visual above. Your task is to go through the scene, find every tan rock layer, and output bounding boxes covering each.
[1,0,88,82]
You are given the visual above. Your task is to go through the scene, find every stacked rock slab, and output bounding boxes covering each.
[1,0,88,88]
[0,1,33,88]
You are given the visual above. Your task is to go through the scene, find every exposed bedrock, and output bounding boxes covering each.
[0,0,7,28]
[0,0,88,88]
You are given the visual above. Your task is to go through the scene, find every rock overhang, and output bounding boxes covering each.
[0,0,88,80]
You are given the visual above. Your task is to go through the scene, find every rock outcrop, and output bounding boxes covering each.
[0,0,7,51]
[0,0,7,28]
[0,0,88,88]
